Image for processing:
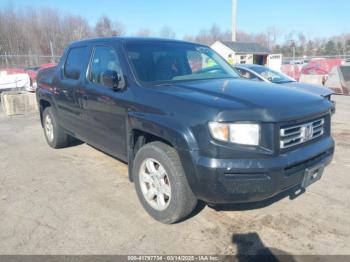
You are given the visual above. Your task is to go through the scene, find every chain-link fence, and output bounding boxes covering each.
[0,55,61,69]
[284,55,350,64]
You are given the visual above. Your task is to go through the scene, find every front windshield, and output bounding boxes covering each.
[125,42,240,84]
[250,66,295,84]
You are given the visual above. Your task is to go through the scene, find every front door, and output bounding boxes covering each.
[76,44,128,160]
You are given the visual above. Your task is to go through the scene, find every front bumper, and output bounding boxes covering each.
[190,137,334,204]
[330,100,336,114]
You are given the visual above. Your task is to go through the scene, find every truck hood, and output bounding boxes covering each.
[155,78,333,122]
[281,81,333,97]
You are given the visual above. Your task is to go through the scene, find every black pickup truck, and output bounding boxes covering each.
[36,37,335,224]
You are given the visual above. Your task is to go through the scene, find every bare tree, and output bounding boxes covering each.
[64,15,92,41]
[186,24,231,45]
[94,15,125,37]
[159,26,176,39]
[306,40,315,56]
[135,28,153,37]
[183,35,195,42]
[209,24,222,41]
[265,26,282,49]
[237,31,254,42]
[0,5,96,65]
[1,4,350,65]
[298,32,306,46]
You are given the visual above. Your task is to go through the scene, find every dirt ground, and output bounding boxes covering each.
[0,95,349,256]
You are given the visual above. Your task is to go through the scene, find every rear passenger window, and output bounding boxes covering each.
[88,46,123,87]
[64,47,88,80]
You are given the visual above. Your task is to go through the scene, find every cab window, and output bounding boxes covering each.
[88,46,123,88]
[64,47,88,80]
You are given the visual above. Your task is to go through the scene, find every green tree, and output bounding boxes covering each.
[346,39,350,54]
[273,44,282,54]
[296,45,305,57]
[336,42,344,56]
[306,40,315,56]
[324,40,337,55]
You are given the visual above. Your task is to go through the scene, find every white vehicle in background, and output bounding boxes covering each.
[0,70,31,92]
[290,60,305,65]
[233,64,334,100]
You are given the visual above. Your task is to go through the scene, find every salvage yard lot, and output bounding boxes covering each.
[0,96,349,255]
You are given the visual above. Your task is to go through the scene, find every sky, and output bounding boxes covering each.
[1,0,349,39]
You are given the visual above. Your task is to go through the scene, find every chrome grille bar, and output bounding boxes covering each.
[280,119,324,149]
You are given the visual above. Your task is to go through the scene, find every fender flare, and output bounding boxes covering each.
[126,111,200,190]
[37,90,58,126]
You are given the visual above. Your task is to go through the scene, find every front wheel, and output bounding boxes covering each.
[133,142,197,224]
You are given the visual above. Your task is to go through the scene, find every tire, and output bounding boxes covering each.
[133,141,197,224]
[42,107,69,149]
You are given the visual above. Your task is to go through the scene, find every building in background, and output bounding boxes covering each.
[211,41,283,71]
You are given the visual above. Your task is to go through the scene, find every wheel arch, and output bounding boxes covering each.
[126,113,199,187]
[39,99,52,127]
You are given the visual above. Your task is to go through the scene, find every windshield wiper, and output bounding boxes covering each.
[154,83,173,87]
[274,80,295,84]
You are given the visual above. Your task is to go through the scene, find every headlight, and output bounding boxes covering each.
[209,122,260,146]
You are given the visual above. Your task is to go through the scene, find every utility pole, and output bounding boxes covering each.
[232,0,237,42]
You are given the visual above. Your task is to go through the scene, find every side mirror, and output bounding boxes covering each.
[101,70,124,90]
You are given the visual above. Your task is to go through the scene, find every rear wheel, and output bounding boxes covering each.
[42,107,69,149]
[133,141,197,224]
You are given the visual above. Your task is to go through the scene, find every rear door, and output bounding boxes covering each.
[76,44,128,160]
[54,46,90,135]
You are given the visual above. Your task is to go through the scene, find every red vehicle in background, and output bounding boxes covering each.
[0,63,56,92]
[25,63,57,91]
[282,58,345,86]
[302,58,344,75]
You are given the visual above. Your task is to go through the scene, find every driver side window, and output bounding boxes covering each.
[88,46,123,88]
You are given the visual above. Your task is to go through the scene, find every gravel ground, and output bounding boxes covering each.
[0,95,349,256]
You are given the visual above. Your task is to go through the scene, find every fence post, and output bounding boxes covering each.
[49,41,55,63]
[5,52,9,66]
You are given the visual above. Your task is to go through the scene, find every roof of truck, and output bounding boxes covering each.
[70,37,203,47]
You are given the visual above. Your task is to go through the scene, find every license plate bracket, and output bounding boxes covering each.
[301,164,325,189]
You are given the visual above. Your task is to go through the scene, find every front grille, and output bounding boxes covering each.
[280,118,324,149]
